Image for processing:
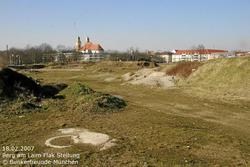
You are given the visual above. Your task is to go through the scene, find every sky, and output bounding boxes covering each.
[0,0,250,51]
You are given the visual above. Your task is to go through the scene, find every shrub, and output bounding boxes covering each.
[69,83,127,112]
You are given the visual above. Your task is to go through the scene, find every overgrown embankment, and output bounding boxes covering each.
[183,57,250,100]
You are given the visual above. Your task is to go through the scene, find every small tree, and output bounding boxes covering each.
[56,45,67,52]
[37,43,54,53]
[197,44,205,50]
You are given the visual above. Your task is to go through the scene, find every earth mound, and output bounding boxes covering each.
[68,83,126,112]
[0,68,68,115]
[96,94,127,109]
[0,68,67,99]
[122,68,176,89]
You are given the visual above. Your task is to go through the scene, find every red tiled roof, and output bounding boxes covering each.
[80,42,104,51]
[175,49,227,55]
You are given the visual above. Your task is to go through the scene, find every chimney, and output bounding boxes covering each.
[86,37,90,43]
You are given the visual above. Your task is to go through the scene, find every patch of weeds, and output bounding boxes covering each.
[96,94,127,110]
[66,82,92,96]
[21,102,41,110]
[0,94,44,115]
[68,82,127,113]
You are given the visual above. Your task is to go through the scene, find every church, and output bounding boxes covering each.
[75,36,104,61]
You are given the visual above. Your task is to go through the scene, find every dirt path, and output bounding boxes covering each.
[115,86,250,135]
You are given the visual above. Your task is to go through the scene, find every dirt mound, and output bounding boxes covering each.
[0,68,67,99]
[68,83,126,112]
[0,68,42,98]
[96,94,126,109]
[166,61,203,78]
[122,68,176,89]
[74,83,95,95]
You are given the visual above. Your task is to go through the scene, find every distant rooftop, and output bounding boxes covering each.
[174,49,228,55]
[80,38,104,52]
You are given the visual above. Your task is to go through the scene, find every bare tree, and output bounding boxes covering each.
[37,43,54,53]
[197,44,205,50]
[191,44,205,50]
[8,43,56,64]
[56,45,66,52]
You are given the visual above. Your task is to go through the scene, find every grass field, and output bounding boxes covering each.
[0,60,250,166]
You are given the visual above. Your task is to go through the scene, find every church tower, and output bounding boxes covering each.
[75,36,81,51]
[86,37,90,43]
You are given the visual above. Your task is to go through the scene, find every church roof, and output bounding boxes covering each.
[80,42,104,51]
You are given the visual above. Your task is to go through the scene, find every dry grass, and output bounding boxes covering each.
[1,60,250,166]
[184,57,250,101]
[0,56,7,68]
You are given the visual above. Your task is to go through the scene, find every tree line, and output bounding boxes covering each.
[0,43,78,65]
[0,44,167,65]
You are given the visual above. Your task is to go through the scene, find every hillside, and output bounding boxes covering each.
[183,57,250,101]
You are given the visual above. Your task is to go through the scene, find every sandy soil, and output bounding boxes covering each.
[122,68,176,88]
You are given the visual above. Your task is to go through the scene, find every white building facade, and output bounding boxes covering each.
[172,49,228,62]
[159,53,173,63]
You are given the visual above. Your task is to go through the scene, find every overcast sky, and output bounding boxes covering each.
[0,0,250,51]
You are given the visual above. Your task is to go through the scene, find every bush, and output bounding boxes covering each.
[69,83,127,112]
[96,94,127,109]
